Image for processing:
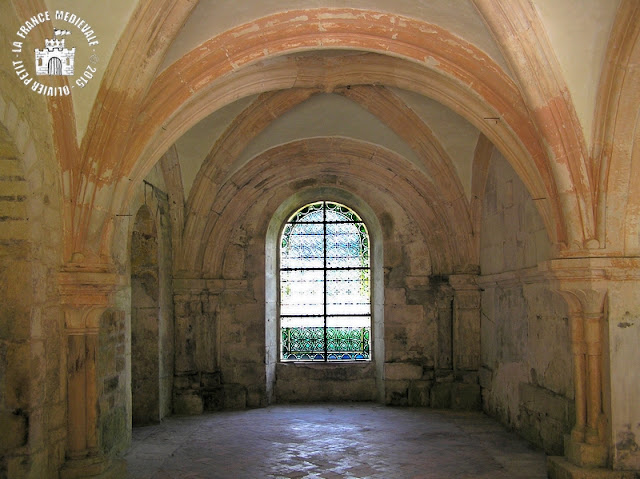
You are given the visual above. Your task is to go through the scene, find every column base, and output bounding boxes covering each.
[564,435,608,468]
[60,455,126,479]
[548,456,638,479]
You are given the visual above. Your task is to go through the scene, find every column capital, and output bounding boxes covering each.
[58,261,126,330]
[540,256,640,282]
[538,258,615,315]
[59,260,128,478]
[448,273,480,292]
[59,261,124,306]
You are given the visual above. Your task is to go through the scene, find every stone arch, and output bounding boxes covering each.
[124,46,557,246]
[592,0,640,254]
[73,9,570,261]
[126,176,176,427]
[472,0,594,249]
[181,86,473,272]
[627,115,640,252]
[470,133,495,260]
[265,187,385,403]
[197,137,466,276]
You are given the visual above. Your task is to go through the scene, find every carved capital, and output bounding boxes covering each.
[539,257,610,455]
[539,258,609,315]
[448,274,480,292]
[58,262,126,332]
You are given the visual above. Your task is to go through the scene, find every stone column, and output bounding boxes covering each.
[58,262,126,479]
[544,259,608,469]
[562,293,607,467]
[584,309,605,446]
[545,257,640,477]
[567,310,587,443]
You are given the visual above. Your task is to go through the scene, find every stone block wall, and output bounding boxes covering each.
[479,150,573,454]
[0,135,33,476]
[382,269,481,410]
[170,183,486,411]
[606,279,640,469]
[173,280,266,413]
[275,363,377,402]
[98,310,128,455]
[0,54,66,477]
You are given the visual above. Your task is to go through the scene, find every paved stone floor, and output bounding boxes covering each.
[123,403,549,479]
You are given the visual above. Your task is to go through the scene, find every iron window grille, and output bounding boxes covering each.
[280,201,371,361]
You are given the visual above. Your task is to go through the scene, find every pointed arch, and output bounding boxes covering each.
[472,0,594,249]
[196,137,471,276]
[591,0,640,254]
[69,9,565,262]
[180,85,476,272]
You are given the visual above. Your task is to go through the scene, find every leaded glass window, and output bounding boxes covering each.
[280,201,371,361]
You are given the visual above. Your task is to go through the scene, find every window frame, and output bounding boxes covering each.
[278,200,372,362]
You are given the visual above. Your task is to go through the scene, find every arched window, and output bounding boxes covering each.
[280,201,371,361]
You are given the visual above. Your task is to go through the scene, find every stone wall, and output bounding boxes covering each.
[387,276,454,407]
[131,206,161,425]
[0,129,65,478]
[606,277,640,469]
[275,362,377,402]
[98,310,128,455]
[94,164,175,459]
[478,150,573,455]
[172,280,264,413]
[0,126,34,476]
[171,182,484,411]
[0,14,66,472]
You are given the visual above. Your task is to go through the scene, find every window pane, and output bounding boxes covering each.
[326,316,370,328]
[280,201,371,362]
[326,269,369,316]
[325,223,366,268]
[326,326,370,360]
[280,269,323,316]
[281,316,324,329]
[281,326,325,361]
[281,223,324,269]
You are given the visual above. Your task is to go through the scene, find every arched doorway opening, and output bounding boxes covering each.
[48,57,62,75]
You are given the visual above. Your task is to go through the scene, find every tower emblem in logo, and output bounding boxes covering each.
[35,29,75,76]
[11,10,100,97]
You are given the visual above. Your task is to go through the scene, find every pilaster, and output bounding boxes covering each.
[58,261,127,479]
[449,274,481,371]
[542,257,640,477]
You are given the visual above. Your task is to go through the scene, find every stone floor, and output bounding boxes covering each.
[123,403,549,479]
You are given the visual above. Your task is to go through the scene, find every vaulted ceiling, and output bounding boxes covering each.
[4,0,639,267]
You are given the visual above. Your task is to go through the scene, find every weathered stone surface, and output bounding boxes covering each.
[385,362,424,381]
[223,384,248,410]
[2,3,640,477]
[547,456,637,479]
[276,363,377,403]
[385,380,410,406]
[408,381,431,407]
[431,383,453,409]
[0,410,27,451]
[173,393,204,415]
[479,151,573,457]
[451,383,481,411]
